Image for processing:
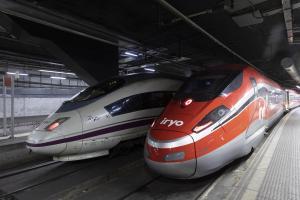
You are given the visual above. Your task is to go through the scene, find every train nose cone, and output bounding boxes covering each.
[26,130,47,143]
[26,131,45,148]
[145,133,197,179]
[26,130,67,155]
[26,110,83,156]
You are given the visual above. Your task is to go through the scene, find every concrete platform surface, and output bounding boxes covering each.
[199,107,300,200]
[0,132,30,147]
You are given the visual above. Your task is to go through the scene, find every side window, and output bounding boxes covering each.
[268,89,281,104]
[268,90,273,104]
[105,92,174,117]
[221,72,243,95]
[258,87,267,98]
[142,92,173,108]
[103,95,142,117]
[104,97,129,117]
[123,95,143,114]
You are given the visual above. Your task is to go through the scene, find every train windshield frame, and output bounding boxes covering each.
[174,72,242,101]
[70,78,125,102]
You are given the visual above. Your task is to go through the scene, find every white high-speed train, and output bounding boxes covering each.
[26,74,183,161]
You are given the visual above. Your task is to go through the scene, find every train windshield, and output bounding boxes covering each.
[175,72,241,101]
[70,78,125,102]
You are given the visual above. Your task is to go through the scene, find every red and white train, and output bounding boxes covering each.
[145,65,300,179]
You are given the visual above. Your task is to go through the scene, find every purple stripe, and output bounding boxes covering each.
[26,118,153,147]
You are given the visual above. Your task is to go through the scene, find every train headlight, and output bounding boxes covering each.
[193,105,229,133]
[45,117,70,131]
[164,151,185,161]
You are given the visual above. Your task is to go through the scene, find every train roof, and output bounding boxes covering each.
[191,64,245,77]
[93,72,186,87]
[123,72,186,81]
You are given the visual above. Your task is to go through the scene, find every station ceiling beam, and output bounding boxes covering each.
[0,13,98,85]
[0,0,138,47]
[282,0,294,43]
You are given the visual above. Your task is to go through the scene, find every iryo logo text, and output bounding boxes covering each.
[160,117,184,127]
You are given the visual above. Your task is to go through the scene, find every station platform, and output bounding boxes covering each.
[0,132,30,147]
[0,115,44,146]
[200,107,300,200]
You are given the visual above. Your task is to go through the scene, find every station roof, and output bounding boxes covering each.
[0,0,299,89]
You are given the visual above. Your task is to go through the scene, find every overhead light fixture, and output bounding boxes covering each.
[144,68,155,72]
[141,63,157,68]
[50,76,66,80]
[296,85,300,89]
[126,72,138,75]
[7,72,28,76]
[38,69,75,75]
[124,51,138,57]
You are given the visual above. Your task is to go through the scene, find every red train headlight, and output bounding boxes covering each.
[193,105,229,133]
[45,117,70,131]
[182,98,193,107]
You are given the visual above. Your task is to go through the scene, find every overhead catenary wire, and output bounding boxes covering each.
[2,0,295,86]
[155,0,257,68]
[154,0,297,87]
[0,0,249,72]
[0,5,191,76]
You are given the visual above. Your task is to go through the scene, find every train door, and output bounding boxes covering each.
[245,77,264,139]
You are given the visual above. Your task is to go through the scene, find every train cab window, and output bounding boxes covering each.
[105,91,174,117]
[142,92,174,108]
[221,72,243,95]
[70,78,125,102]
[174,73,240,101]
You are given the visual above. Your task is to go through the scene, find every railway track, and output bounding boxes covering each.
[0,149,145,200]
[117,176,161,200]
[0,151,240,200]
[0,160,100,199]
[0,160,60,180]
[116,173,218,200]
[0,140,260,200]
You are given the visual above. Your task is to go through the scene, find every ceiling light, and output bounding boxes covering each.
[144,68,155,72]
[124,52,138,57]
[50,76,66,80]
[38,69,75,75]
[7,72,28,76]
[126,72,138,76]
[296,85,300,89]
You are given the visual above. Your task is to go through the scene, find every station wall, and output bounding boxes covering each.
[0,87,82,119]
[0,96,69,118]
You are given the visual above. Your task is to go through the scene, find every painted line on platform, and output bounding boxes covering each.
[14,132,31,138]
[0,132,31,141]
